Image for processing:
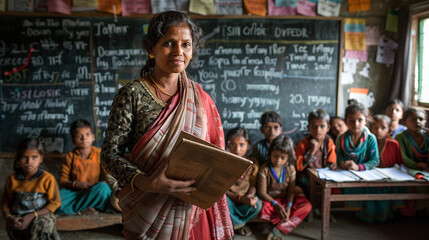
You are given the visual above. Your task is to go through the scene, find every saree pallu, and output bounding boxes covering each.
[118,72,233,240]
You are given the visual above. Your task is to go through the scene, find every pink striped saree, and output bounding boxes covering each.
[118,72,233,240]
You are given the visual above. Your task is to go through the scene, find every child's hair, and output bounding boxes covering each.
[385,99,405,111]
[70,119,93,139]
[373,114,392,127]
[260,111,282,127]
[345,101,369,120]
[403,107,427,121]
[269,135,296,167]
[330,116,345,125]
[14,138,44,174]
[226,127,251,145]
[308,109,330,124]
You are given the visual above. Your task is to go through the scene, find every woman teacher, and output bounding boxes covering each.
[101,11,233,239]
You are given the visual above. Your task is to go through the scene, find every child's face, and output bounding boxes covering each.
[73,127,95,149]
[404,112,427,132]
[345,111,367,136]
[308,119,330,142]
[330,118,348,137]
[18,148,43,178]
[260,122,282,144]
[385,103,403,121]
[270,150,288,168]
[371,119,390,141]
[227,136,249,157]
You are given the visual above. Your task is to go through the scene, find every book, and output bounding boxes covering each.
[350,169,388,181]
[374,166,415,181]
[317,168,360,182]
[165,131,253,210]
[317,165,417,182]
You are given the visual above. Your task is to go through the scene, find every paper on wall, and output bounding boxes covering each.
[376,36,398,65]
[317,0,341,17]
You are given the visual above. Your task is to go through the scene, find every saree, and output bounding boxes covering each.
[118,72,233,240]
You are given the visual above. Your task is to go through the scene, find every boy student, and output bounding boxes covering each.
[252,111,283,166]
[56,119,115,215]
[295,109,337,196]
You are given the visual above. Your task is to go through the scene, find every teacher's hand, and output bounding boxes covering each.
[134,163,197,195]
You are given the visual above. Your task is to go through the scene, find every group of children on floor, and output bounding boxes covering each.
[2,99,428,240]
[1,119,120,240]
[226,99,429,240]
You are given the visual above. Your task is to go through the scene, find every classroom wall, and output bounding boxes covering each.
[0,0,427,207]
[338,0,426,115]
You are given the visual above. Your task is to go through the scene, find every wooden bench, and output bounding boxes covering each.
[55,213,122,231]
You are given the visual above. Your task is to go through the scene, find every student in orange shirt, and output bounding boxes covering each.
[56,119,113,215]
[2,138,61,239]
[295,109,337,197]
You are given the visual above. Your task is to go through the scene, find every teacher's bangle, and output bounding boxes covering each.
[131,172,144,191]
[271,200,278,206]
[286,202,293,208]
[33,210,38,218]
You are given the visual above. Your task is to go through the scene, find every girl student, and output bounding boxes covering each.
[372,114,403,168]
[328,116,348,142]
[225,127,262,236]
[384,99,407,138]
[1,138,61,240]
[336,102,380,221]
[258,135,312,240]
[336,102,379,171]
[395,107,429,171]
[395,108,429,214]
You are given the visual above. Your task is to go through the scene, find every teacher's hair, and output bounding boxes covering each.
[141,11,205,76]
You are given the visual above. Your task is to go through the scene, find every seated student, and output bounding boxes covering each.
[258,135,312,240]
[56,119,114,215]
[336,102,379,171]
[358,114,405,222]
[395,108,429,214]
[225,127,262,236]
[395,108,429,171]
[336,102,380,218]
[252,111,283,166]
[384,99,407,138]
[295,109,337,197]
[2,138,61,240]
[328,116,348,142]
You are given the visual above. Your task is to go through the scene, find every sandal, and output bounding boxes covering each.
[266,227,284,240]
[236,225,252,236]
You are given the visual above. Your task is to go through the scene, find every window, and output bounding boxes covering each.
[415,16,429,104]
[412,9,429,107]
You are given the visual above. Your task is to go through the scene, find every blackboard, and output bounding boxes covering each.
[0,15,341,153]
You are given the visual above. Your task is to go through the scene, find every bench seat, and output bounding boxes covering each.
[55,213,122,231]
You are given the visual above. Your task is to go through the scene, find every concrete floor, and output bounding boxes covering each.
[1,211,428,240]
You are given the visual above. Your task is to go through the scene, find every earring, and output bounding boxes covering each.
[149,53,155,59]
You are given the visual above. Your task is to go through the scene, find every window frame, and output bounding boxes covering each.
[411,10,429,108]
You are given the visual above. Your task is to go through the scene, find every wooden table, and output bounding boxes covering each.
[307,168,429,240]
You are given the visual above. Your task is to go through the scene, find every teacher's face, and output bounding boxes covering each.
[152,24,193,74]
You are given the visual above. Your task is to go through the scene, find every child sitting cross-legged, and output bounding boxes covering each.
[225,127,262,236]
[258,135,312,240]
[2,138,61,240]
[56,119,116,215]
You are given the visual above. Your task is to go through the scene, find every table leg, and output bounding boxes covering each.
[321,186,331,240]
[308,174,316,223]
